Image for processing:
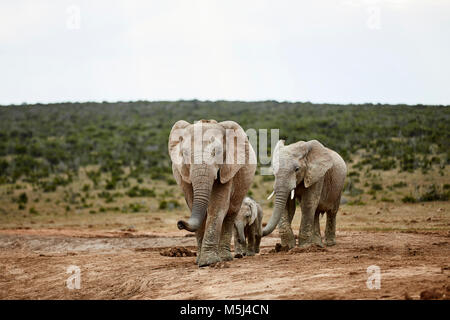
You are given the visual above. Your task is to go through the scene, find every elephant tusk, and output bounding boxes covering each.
[291,189,295,199]
[267,190,275,200]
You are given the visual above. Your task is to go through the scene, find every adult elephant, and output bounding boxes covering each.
[263,140,346,248]
[168,119,256,266]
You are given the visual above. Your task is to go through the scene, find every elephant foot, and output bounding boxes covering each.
[246,250,255,257]
[297,242,313,249]
[234,253,243,259]
[197,252,221,267]
[219,250,233,262]
[325,238,336,247]
[280,241,296,250]
[279,232,296,249]
[313,236,324,247]
[298,232,324,248]
[298,239,324,248]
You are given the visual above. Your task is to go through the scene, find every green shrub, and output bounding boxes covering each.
[371,159,396,171]
[418,184,449,202]
[167,178,177,185]
[39,180,57,192]
[0,159,8,177]
[126,203,146,213]
[400,154,416,172]
[262,175,274,182]
[402,195,417,203]
[86,170,101,187]
[371,183,383,191]
[347,198,366,206]
[348,171,360,177]
[392,181,407,189]
[159,199,180,210]
[158,200,167,210]
[126,186,156,197]
[18,192,28,204]
[97,191,115,203]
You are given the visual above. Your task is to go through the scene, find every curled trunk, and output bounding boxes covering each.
[177,191,209,231]
[177,168,213,232]
[262,190,288,236]
[234,222,246,244]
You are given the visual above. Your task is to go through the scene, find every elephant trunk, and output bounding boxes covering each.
[177,166,214,232]
[262,189,289,236]
[234,222,246,244]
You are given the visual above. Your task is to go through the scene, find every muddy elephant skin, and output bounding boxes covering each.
[263,140,347,248]
[168,119,256,266]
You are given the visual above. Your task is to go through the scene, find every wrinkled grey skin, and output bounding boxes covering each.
[233,197,263,258]
[263,140,347,248]
[168,120,256,266]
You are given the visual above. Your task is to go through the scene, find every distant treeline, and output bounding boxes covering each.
[0,101,448,186]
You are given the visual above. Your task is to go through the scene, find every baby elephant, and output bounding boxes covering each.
[233,197,263,258]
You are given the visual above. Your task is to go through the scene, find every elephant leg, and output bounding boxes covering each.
[198,210,225,267]
[195,222,205,264]
[254,228,262,254]
[246,227,256,256]
[312,211,324,247]
[242,228,249,256]
[233,227,245,258]
[278,197,296,249]
[325,211,337,246]
[218,212,236,261]
[197,182,231,267]
[298,181,322,247]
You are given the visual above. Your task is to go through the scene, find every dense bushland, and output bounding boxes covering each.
[0,101,448,208]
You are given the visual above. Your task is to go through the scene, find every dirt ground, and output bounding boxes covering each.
[1,227,449,300]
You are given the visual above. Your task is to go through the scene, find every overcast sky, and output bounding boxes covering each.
[1,0,449,105]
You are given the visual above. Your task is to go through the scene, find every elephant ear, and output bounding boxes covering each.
[168,120,191,184]
[219,121,254,184]
[304,140,333,188]
[248,199,258,225]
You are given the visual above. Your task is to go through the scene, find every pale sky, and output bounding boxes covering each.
[1,0,449,105]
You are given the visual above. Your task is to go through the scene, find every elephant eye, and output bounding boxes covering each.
[295,167,300,172]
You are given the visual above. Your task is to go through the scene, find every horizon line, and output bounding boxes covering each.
[1,99,449,108]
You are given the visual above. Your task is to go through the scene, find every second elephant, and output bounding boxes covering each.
[263,139,347,248]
